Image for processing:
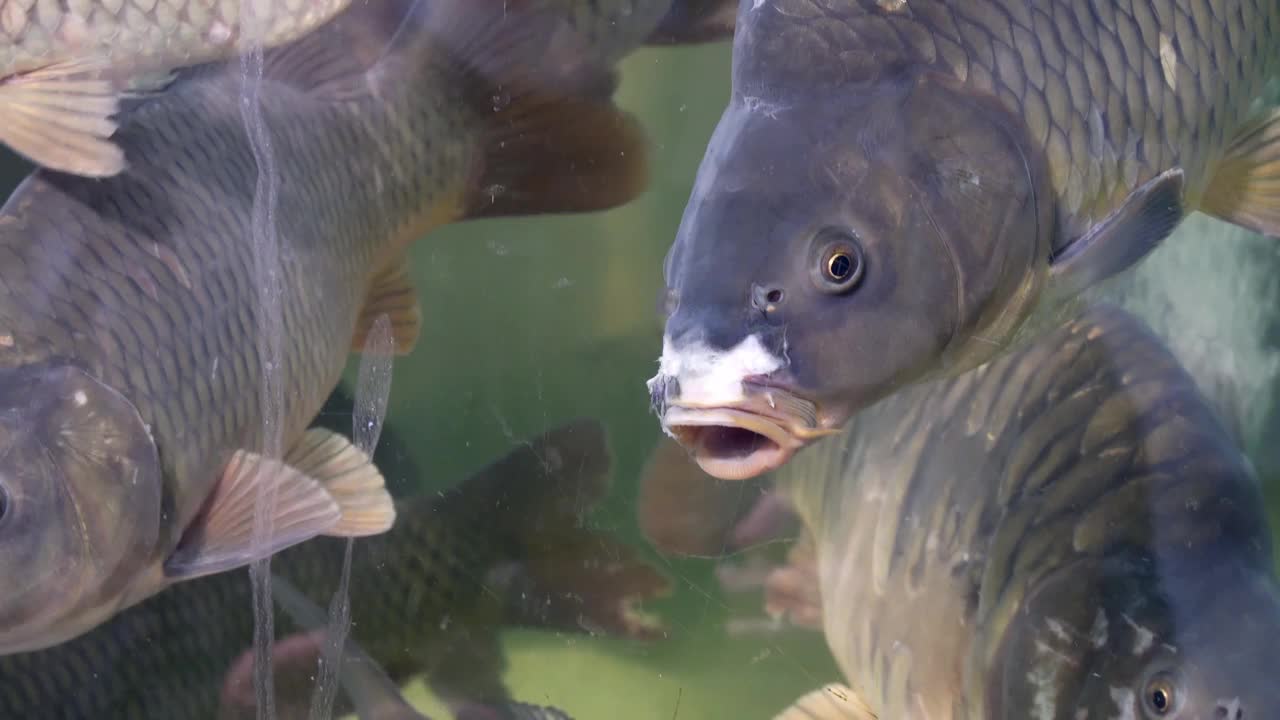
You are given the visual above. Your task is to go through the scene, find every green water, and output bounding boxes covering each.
[359,40,1280,717]
[349,42,845,716]
[0,23,1276,720]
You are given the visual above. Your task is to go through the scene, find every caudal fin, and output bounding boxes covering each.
[1201,107,1280,239]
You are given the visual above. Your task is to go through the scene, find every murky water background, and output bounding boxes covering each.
[0,32,1277,720]
[365,42,843,718]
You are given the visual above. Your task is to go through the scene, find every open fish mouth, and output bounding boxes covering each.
[659,384,836,481]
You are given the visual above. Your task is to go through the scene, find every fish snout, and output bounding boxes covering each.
[647,334,835,481]
[658,379,826,481]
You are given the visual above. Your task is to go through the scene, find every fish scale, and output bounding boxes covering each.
[746,0,1277,235]
[0,0,333,71]
[0,0,677,177]
[649,0,1280,485]
[0,0,658,655]
[769,305,1280,719]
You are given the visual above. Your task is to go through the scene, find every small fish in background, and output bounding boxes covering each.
[268,575,579,720]
[0,0,672,654]
[0,386,670,719]
[216,417,669,720]
[664,303,1280,719]
[648,0,1280,481]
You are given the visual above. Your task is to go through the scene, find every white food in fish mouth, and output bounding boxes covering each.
[650,333,785,407]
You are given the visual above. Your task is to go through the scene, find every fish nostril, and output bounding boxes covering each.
[751,284,785,314]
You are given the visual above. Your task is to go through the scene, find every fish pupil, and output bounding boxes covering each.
[828,253,852,279]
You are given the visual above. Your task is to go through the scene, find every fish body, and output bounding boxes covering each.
[647,0,1280,480]
[0,0,655,655]
[0,0,694,178]
[766,304,1280,719]
[0,393,669,719]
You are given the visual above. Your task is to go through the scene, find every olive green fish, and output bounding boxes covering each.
[0,0,717,179]
[0,392,669,719]
[697,304,1280,719]
[647,0,1280,481]
[0,0,661,655]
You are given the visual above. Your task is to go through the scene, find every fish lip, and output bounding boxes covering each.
[659,383,837,481]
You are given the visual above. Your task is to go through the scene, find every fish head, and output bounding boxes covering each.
[1099,566,1280,720]
[648,66,1053,481]
[995,553,1280,720]
[0,361,163,653]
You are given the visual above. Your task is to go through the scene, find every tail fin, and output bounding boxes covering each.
[437,418,672,640]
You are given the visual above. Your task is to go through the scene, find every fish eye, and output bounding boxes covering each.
[1144,673,1179,716]
[810,228,865,295]
[0,482,8,525]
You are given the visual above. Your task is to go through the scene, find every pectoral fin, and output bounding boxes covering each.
[1048,168,1185,300]
[774,684,876,720]
[353,259,420,355]
[1201,107,1280,238]
[164,430,395,579]
[0,61,126,177]
[285,428,397,537]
